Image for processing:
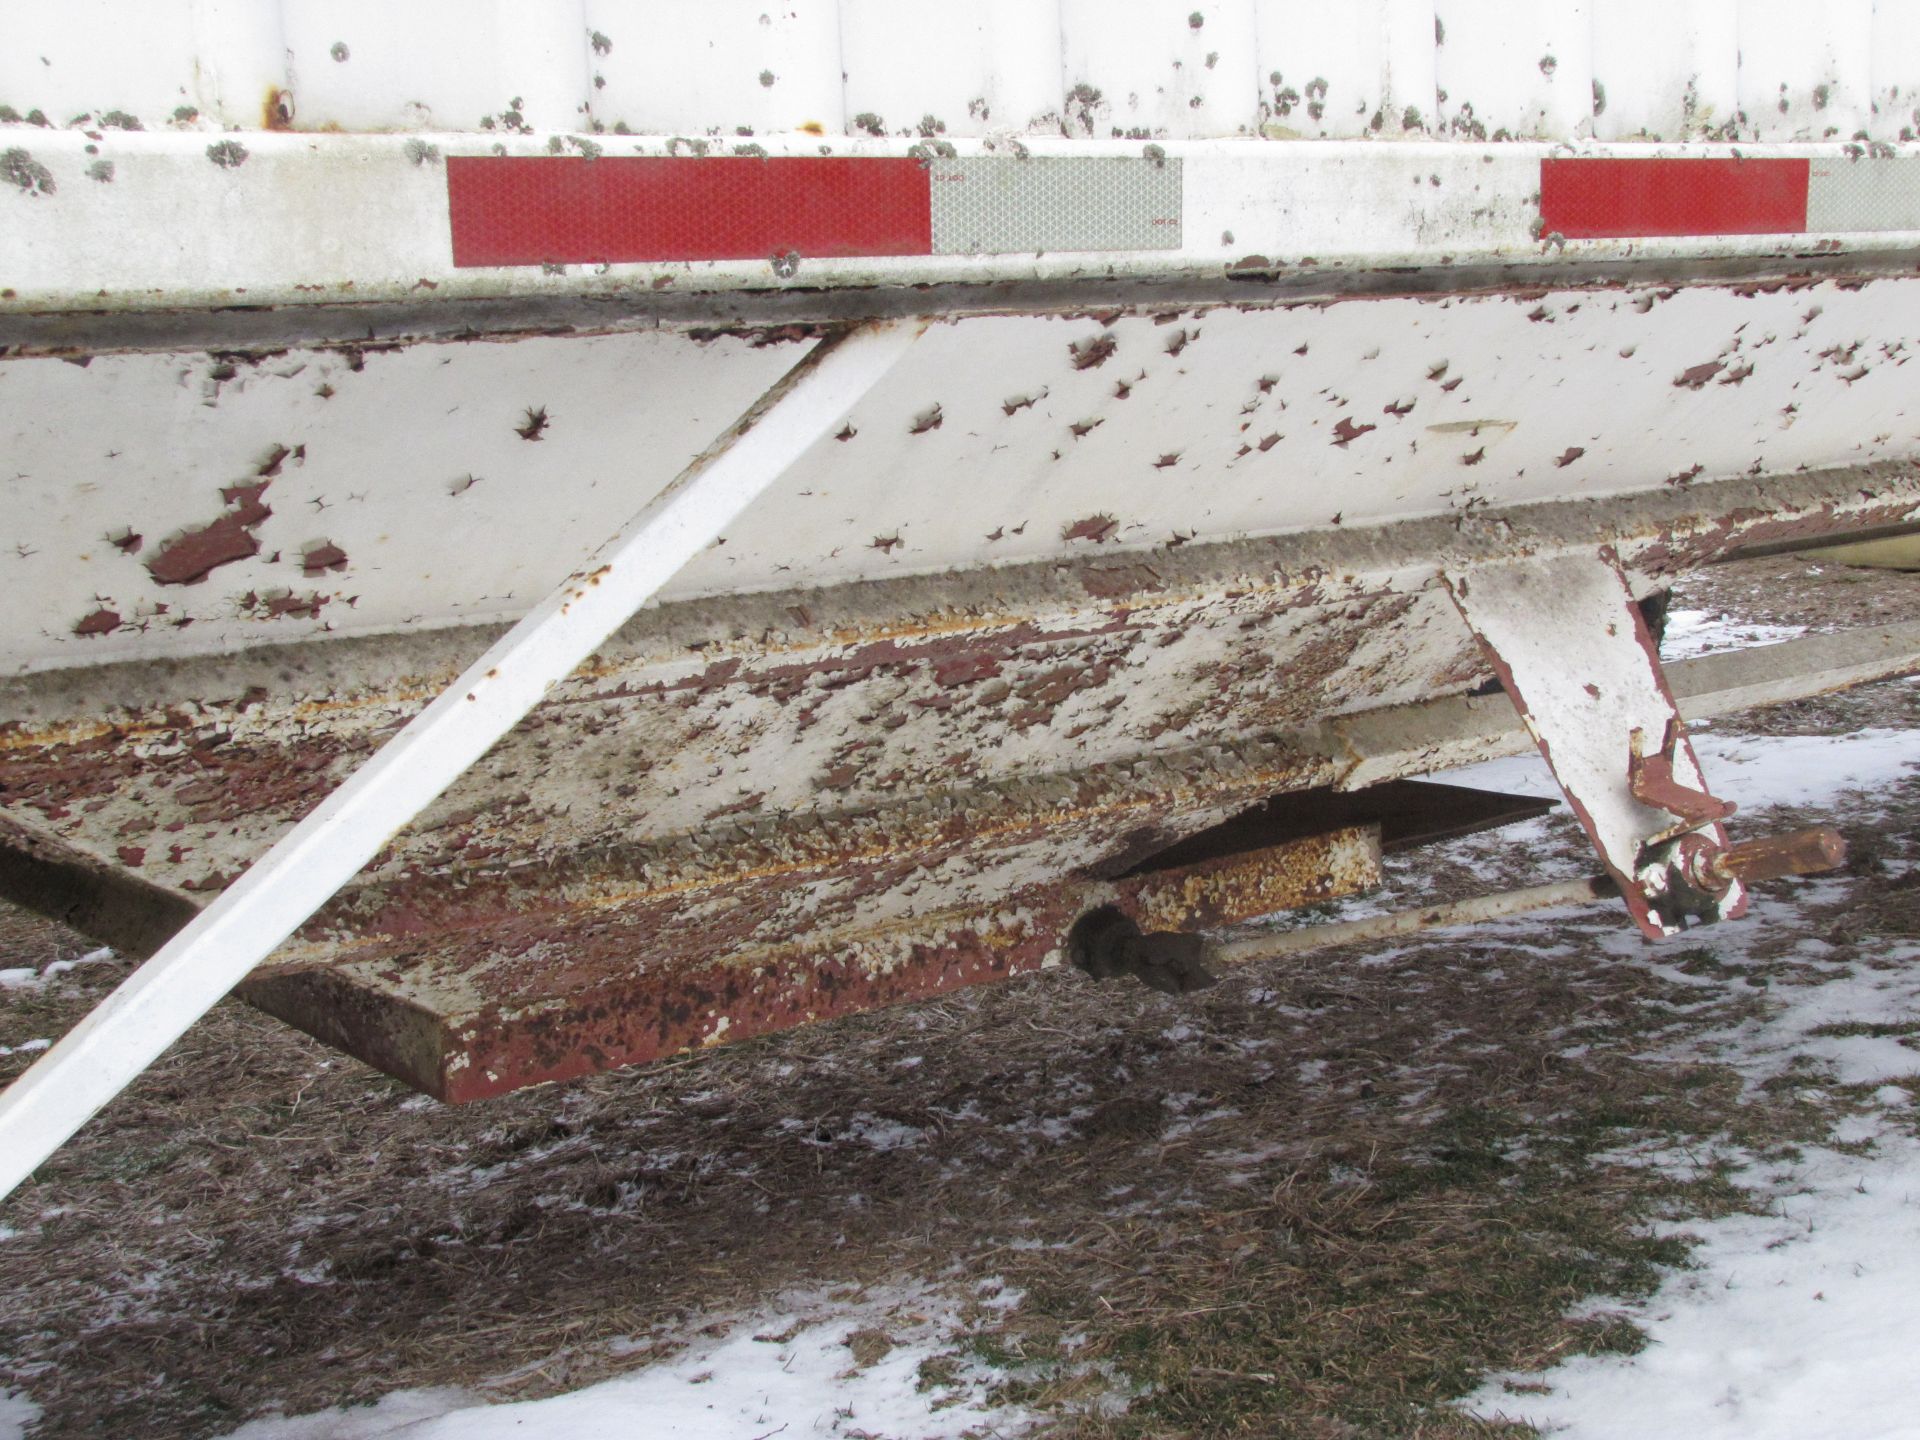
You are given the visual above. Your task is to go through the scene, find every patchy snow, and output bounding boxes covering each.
[0,947,117,992]
[842,1113,928,1152]
[1471,1085,1920,1439]
[1660,608,1809,661]
[1447,726,1919,813]
[0,1390,39,1440]
[218,1284,1026,1440]
[1460,719,1920,1439]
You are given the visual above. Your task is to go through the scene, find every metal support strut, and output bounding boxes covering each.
[0,321,922,1203]
[1446,547,1747,939]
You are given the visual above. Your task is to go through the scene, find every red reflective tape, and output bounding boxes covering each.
[1540,158,1810,239]
[446,156,933,267]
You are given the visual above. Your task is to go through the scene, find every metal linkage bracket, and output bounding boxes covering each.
[1446,547,1745,940]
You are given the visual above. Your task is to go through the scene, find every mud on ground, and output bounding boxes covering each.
[2,556,1917,1439]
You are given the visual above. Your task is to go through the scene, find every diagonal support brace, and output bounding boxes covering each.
[0,321,921,1202]
[1446,547,1745,941]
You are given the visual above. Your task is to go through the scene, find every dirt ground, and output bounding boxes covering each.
[2,555,1918,1439]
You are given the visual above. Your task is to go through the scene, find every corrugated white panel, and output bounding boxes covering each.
[0,0,282,131]
[4,0,1920,141]
[1870,0,1920,141]
[285,0,589,133]
[1739,0,1872,141]
[1254,0,1439,138]
[1059,0,1262,140]
[1591,0,1737,140]
[841,0,1063,138]
[587,1,845,138]
[1434,0,1594,140]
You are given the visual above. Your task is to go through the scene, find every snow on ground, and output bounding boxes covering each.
[1465,939,1920,1439]
[220,1283,1028,1440]
[1448,725,1920,813]
[0,1391,39,1440]
[0,946,116,993]
[1660,608,1810,661]
[1473,1124,1920,1439]
[1458,727,1920,1438]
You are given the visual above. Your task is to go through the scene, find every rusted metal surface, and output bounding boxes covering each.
[1214,827,1852,968]
[1627,719,1739,827]
[10,127,1920,1108]
[0,322,924,1200]
[1717,825,1849,883]
[0,810,198,960]
[3,545,1912,1097]
[244,823,1380,1101]
[4,467,1911,912]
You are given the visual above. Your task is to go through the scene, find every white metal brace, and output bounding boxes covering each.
[0,320,922,1202]
[1446,547,1746,940]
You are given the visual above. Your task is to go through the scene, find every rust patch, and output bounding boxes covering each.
[1062,514,1120,543]
[933,655,1002,687]
[145,481,272,586]
[1675,360,1726,390]
[243,590,331,621]
[1331,417,1376,448]
[244,805,1377,1102]
[1555,447,1586,467]
[71,609,121,638]
[1069,334,1118,370]
[515,406,550,441]
[301,542,348,576]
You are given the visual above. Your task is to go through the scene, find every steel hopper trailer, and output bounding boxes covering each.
[4,0,1919,1197]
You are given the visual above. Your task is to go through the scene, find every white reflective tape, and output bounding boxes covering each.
[928,157,1183,255]
[1807,158,1920,233]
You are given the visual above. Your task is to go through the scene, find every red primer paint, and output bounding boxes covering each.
[447,156,933,267]
[1540,158,1809,240]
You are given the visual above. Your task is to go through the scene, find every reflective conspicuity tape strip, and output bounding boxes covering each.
[445,156,935,266]
[1539,158,1810,239]
[1541,156,1920,239]
[927,158,1182,255]
[446,156,1183,267]
[1806,159,1920,233]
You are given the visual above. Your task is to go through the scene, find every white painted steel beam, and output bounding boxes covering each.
[0,321,921,1203]
[1332,616,1920,789]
